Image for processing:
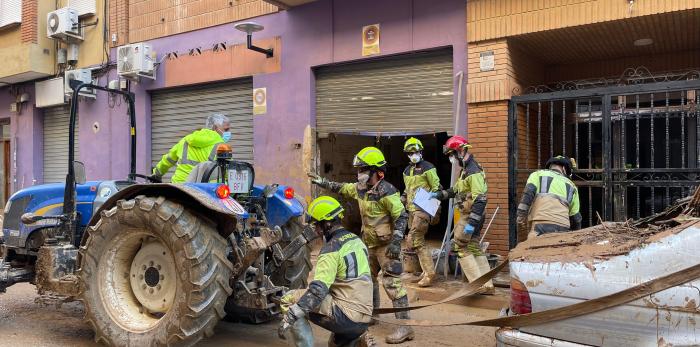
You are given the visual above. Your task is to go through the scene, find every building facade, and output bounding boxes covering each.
[0,0,698,255]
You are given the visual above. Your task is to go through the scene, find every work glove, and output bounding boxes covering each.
[307,173,328,187]
[147,174,162,183]
[463,224,475,236]
[277,303,304,340]
[385,234,402,259]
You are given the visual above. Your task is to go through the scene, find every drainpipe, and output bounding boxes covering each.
[435,71,464,276]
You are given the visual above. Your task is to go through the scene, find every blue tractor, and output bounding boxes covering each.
[0,82,315,346]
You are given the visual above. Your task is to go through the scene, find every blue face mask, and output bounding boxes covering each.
[221,131,231,142]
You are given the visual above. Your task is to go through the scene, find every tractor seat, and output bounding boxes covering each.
[186,161,220,183]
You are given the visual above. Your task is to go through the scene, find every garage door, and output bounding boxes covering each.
[315,49,453,137]
[43,105,79,183]
[150,79,253,182]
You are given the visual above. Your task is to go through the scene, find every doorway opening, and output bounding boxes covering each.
[317,133,452,241]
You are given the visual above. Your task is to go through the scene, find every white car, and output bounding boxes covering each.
[497,214,700,347]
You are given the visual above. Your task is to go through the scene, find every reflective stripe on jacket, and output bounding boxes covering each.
[153,129,224,183]
[523,170,580,227]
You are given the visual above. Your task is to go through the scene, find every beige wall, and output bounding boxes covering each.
[0,0,109,80]
[467,0,700,42]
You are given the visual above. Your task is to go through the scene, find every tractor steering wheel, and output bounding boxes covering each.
[130,173,162,183]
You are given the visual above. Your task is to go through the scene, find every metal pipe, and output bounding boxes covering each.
[246,34,274,58]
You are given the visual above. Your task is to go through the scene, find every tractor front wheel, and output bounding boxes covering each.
[78,196,233,346]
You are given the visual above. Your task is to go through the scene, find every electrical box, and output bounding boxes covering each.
[117,43,156,80]
[68,0,96,17]
[36,78,67,108]
[47,7,82,41]
[64,69,95,98]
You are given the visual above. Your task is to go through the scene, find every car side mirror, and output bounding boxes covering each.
[73,161,86,185]
[263,184,279,198]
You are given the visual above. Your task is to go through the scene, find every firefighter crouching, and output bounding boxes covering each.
[430,136,494,294]
[278,196,374,347]
[309,146,415,344]
[401,137,441,287]
[516,156,582,241]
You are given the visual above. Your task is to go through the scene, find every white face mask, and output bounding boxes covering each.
[357,171,370,185]
[449,156,459,165]
[408,153,421,164]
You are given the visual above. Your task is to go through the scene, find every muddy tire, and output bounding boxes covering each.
[268,218,312,289]
[78,196,233,346]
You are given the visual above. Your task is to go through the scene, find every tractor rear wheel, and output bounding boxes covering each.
[268,218,313,289]
[78,196,233,346]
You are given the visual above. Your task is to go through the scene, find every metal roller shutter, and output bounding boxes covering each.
[150,79,253,182]
[43,105,79,183]
[315,49,454,137]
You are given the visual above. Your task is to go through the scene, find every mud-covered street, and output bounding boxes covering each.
[0,282,499,347]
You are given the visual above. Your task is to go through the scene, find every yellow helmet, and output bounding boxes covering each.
[352,147,387,169]
[403,137,423,153]
[307,196,344,223]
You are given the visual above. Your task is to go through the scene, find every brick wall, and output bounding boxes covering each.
[109,0,129,47]
[21,0,37,43]
[128,0,277,43]
[466,100,510,255]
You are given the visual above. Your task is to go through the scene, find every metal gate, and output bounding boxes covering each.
[508,69,700,247]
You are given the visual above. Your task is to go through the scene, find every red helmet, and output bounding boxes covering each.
[443,135,472,155]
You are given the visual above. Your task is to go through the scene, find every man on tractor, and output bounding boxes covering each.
[309,147,415,344]
[151,113,231,183]
[431,136,494,294]
[278,196,375,347]
[401,137,441,287]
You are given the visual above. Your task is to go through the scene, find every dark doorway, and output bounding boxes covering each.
[317,132,452,241]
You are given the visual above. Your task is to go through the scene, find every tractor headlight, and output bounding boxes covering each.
[99,187,113,198]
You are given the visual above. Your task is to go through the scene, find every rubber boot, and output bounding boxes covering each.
[459,254,493,294]
[385,296,415,344]
[416,247,436,287]
[475,255,496,295]
[340,332,377,347]
[290,317,314,347]
[369,282,380,326]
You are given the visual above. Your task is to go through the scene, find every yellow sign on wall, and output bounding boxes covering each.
[253,87,267,115]
[362,24,380,56]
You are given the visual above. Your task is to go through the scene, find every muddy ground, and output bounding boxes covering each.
[0,282,499,347]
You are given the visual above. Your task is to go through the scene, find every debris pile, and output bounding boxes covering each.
[510,187,700,263]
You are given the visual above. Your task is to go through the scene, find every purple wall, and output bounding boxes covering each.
[0,0,466,199]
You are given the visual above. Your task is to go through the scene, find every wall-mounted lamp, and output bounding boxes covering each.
[234,21,274,58]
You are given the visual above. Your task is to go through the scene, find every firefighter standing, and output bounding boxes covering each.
[309,147,414,344]
[401,138,441,287]
[278,196,374,347]
[431,136,494,294]
[516,156,582,241]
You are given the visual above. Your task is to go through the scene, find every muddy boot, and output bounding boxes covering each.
[342,332,377,347]
[458,254,489,293]
[475,255,495,295]
[369,282,380,326]
[416,247,436,287]
[385,296,415,344]
[290,317,314,347]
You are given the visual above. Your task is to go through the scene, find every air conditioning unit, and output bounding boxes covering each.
[64,69,95,98]
[117,43,156,80]
[47,7,82,41]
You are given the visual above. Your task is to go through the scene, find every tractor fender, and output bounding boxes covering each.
[252,185,305,227]
[84,183,246,248]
